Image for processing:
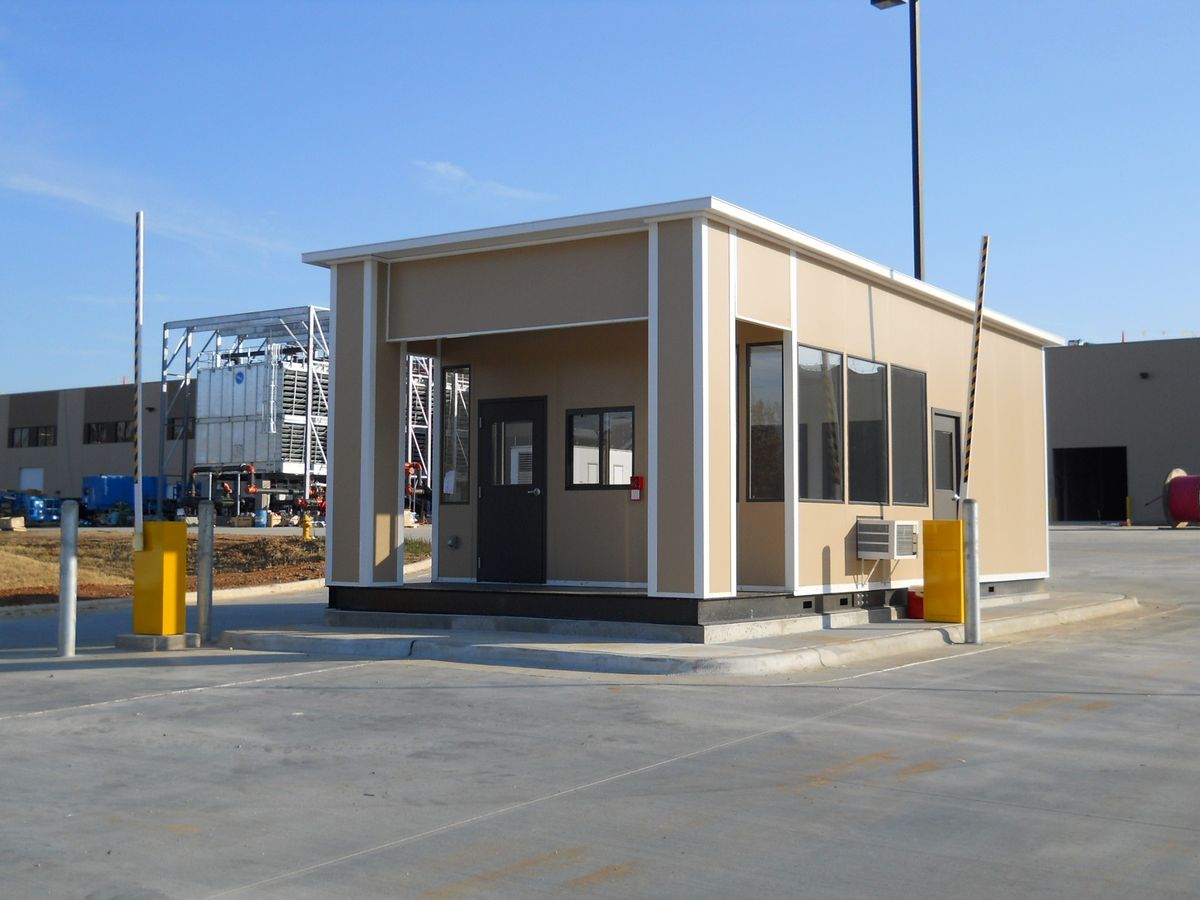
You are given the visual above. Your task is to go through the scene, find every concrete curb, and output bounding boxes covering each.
[218,594,1140,675]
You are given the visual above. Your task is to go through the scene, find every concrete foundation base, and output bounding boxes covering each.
[115,633,201,651]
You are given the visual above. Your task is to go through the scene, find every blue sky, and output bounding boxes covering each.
[1,0,1196,393]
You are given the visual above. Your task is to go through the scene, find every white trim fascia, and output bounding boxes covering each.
[734,312,790,332]
[305,196,1062,346]
[693,217,710,598]
[389,315,648,344]
[647,223,659,596]
[790,572,1048,595]
[984,571,1049,583]
[545,580,648,589]
[795,579,923,594]
[1042,353,1051,575]
[359,261,377,585]
[396,338,407,585]
[302,199,712,265]
[324,265,338,585]
[429,340,442,581]
[728,227,738,596]
[785,250,799,594]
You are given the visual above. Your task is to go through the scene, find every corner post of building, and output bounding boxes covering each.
[646,221,659,596]
[692,216,710,597]
[785,251,800,594]
[324,265,338,586]
[429,339,443,582]
[358,260,378,584]
[365,260,404,585]
[396,338,409,584]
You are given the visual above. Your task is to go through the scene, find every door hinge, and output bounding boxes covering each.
[477,485,481,500]
[477,556,481,570]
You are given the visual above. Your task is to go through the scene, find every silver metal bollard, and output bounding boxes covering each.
[58,500,79,658]
[964,498,981,644]
[197,500,215,644]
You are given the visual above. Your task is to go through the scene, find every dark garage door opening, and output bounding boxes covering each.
[1053,446,1128,522]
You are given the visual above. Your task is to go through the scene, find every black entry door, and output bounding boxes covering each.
[477,397,546,583]
[932,412,961,520]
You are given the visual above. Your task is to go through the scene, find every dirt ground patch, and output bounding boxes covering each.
[0,530,431,606]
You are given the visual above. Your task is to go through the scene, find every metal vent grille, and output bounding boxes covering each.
[856,519,919,560]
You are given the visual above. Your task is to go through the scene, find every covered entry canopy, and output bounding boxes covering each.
[304,198,1061,617]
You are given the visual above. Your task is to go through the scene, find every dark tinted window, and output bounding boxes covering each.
[891,367,927,504]
[748,344,784,500]
[848,357,888,503]
[797,346,844,501]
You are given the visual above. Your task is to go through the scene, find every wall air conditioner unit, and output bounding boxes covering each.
[856,518,919,560]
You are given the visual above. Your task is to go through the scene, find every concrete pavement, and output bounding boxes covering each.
[220,590,1139,675]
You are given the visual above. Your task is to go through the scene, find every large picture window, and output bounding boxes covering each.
[797,345,844,501]
[440,366,471,504]
[848,357,888,503]
[891,366,928,504]
[747,343,784,500]
[567,407,634,488]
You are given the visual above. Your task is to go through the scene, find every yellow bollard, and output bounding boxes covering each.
[922,519,965,624]
[132,521,187,635]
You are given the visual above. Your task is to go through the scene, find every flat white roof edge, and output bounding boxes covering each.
[303,196,1064,348]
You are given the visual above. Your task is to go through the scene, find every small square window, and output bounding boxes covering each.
[567,407,634,489]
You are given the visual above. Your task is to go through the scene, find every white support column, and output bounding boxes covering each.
[358,261,377,584]
[692,217,710,598]
[396,340,409,584]
[647,223,659,596]
[786,251,800,594]
[429,339,443,582]
[324,266,338,585]
[728,227,739,594]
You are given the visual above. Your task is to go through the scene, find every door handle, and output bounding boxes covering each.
[527,488,542,496]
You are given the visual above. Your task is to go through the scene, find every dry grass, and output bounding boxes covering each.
[0,530,430,604]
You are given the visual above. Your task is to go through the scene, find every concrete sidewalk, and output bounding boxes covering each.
[219,591,1139,676]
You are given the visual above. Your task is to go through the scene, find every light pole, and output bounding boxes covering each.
[871,0,924,282]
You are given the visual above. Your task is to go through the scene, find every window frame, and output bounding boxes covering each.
[745,341,785,502]
[796,343,846,505]
[564,405,636,491]
[889,364,929,507]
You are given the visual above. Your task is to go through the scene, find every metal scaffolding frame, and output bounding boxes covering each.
[157,305,331,515]
[407,356,434,478]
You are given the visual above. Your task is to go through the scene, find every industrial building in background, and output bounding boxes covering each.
[1046,337,1200,525]
[0,380,193,523]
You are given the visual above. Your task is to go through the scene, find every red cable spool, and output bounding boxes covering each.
[1163,469,1200,526]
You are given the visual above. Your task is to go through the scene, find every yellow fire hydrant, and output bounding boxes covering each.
[301,513,313,542]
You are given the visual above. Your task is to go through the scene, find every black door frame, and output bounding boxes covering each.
[476,396,547,584]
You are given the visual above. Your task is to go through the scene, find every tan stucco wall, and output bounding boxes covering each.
[330,261,364,583]
[793,257,1048,588]
[387,233,648,341]
[437,322,648,584]
[655,220,695,594]
[737,231,791,328]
